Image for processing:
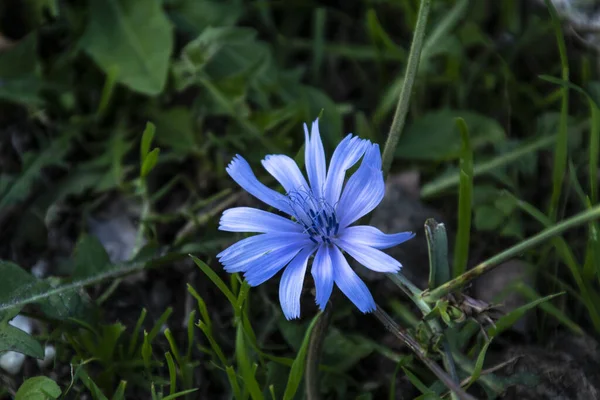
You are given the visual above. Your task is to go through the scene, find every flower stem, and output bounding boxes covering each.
[423,203,600,302]
[305,303,333,399]
[380,0,431,178]
[373,306,476,400]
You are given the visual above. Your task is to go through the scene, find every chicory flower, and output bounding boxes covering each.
[218,119,414,319]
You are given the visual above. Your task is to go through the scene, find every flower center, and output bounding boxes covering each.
[287,190,339,245]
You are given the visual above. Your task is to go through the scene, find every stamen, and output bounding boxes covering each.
[286,189,340,245]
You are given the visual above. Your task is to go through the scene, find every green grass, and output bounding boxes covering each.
[1,0,600,399]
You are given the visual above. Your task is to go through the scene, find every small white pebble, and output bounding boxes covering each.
[37,345,56,368]
[0,352,26,375]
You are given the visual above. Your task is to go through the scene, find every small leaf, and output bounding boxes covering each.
[141,148,160,178]
[15,376,61,400]
[81,0,174,95]
[140,122,156,162]
[465,339,492,389]
[425,219,450,289]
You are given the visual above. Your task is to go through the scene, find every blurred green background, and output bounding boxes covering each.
[1,0,600,399]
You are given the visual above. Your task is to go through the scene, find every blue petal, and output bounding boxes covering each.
[227,155,293,215]
[218,233,309,271]
[304,119,326,198]
[279,247,317,320]
[335,144,384,228]
[330,245,375,313]
[335,238,401,273]
[244,244,308,286]
[323,134,370,205]
[219,207,303,233]
[339,226,415,249]
[262,155,309,194]
[311,245,333,310]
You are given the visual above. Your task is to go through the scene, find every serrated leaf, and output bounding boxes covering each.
[81,0,173,95]
[15,376,61,400]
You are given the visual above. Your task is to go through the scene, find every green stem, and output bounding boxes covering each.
[373,306,476,400]
[380,0,431,178]
[423,203,600,302]
[305,304,333,400]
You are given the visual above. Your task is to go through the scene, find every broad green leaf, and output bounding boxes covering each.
[81,0,174,95]
[283,313,321,400]
[396,110,505,161]
[153,107,199,155]
[73,235,111,279]
[15,376,61,400]
[0,306,44,359]
[168,0,242,34]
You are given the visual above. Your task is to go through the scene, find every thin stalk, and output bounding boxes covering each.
[373,306,476,400]
[305,304,333,400]
[380,0,431,177]
[423,203,600,302]
[544,0,570,220]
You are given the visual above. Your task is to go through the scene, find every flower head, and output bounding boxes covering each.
[218,119,414,319]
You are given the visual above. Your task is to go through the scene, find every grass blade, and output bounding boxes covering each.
[283,313,321,400]
[453,118,474,277]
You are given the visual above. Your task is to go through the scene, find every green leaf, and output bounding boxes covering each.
[425,219,450,289]
[140,122,156,163]
[0,33,43,106]
[73,235,112,279]
[190,255,237,307]
[465,340,492,389]
[141,148,160,178]
[453,118,473,277]
[81,0,174,95]
[489,292,564,337]
[235,324,264,400]
[396,110,505,161]
[0,134,73,209]
[111,381,127,400]
[152,107,199,155]
[15,376,61,400]
[0,306,44,359]
[283,313,321,400]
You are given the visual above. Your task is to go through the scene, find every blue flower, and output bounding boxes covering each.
[218,119,415,319]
